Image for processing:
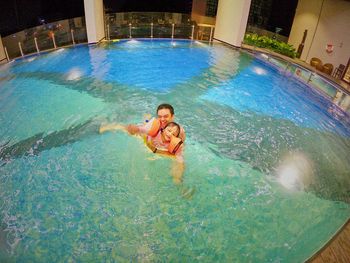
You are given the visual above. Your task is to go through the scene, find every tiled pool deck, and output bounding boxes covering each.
[307,219,350,263]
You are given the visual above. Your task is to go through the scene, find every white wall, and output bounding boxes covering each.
[288,0,350,67]
[0,35,6,63]
[214,0,251,47]
[84,0,105,43]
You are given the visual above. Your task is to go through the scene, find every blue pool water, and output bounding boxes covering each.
[0,39,349,262]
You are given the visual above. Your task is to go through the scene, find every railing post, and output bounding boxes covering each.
[285,61,290,71]
[171,23,174,39]
[129,23,132,38]
[34,37,40,53]
[18,42,24,57]
[52,32,57,49]
[307,72,313,83]
[191,25,195,40]
[106,25,110,41]
[4,46,10,61]
[151,23,153,38]
[71,29,76,45]
[209,27,214,42]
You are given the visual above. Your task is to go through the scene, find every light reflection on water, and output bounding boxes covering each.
[0,40,349,262]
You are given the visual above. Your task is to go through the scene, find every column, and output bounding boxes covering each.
[214,0,252,47]
[0,35,7,63]
[288,0,323,62]
[84,0,105,44]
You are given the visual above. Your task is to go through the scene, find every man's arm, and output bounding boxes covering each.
[99,123,127,134]
[126,124,141,135]
[100,122,149,135]
[127,117,155,135]
[171,160,184,185]
[171,144,184,184]
[179,127,186,142]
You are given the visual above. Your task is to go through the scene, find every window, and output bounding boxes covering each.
[205,0,218,17]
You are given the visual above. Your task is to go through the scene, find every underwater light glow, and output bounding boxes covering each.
[128,39,140,44]
[26,57,36,62]
[66,67,83,80]
[253,66,267,75]
[276,152,314,192]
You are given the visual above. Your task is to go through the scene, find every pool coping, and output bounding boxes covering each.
[305,218,350,262]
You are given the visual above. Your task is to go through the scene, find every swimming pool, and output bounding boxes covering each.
[0,39,349,262]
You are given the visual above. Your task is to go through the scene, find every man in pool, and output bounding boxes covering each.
[100,120,185,184]
[100,103,185,141]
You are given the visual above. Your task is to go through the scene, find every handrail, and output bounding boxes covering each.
[1,13,217,62]
[241,44,350,113]
[2,16,88,60]
[246,46,350,96]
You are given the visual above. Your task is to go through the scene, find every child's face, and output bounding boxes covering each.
[163,126,179,141]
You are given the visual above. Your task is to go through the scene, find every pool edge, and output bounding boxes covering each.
[305,217,350,262]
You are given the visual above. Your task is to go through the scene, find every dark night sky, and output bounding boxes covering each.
[0,0,297,37]
[268,0,298,37]
[0,0,192,36]
[104,0,193,13]
[0,0,85,36]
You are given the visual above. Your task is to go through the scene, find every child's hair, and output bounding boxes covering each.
[164,122,181,137]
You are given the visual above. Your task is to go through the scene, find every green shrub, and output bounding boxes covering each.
[243,33,297,58]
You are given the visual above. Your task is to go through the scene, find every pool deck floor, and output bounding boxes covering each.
[307,219,350,263]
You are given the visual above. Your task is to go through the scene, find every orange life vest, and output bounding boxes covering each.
[147,118,161,137]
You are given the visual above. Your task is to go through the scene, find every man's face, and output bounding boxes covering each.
[157,108,174,128]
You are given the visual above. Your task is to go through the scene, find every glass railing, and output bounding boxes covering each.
[2,17,87,59]
[106,12,192,26]
[105,12,213,40]
[105,12,191,39]
[251,52,350,114]
[1,13,216,61]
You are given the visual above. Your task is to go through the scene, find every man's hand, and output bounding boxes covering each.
[126,124,139,135]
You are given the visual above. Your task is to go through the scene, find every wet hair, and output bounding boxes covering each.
[163,122,181,137]
[157,104,174,115]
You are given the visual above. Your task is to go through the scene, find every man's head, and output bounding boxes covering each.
[157,104,175,128]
